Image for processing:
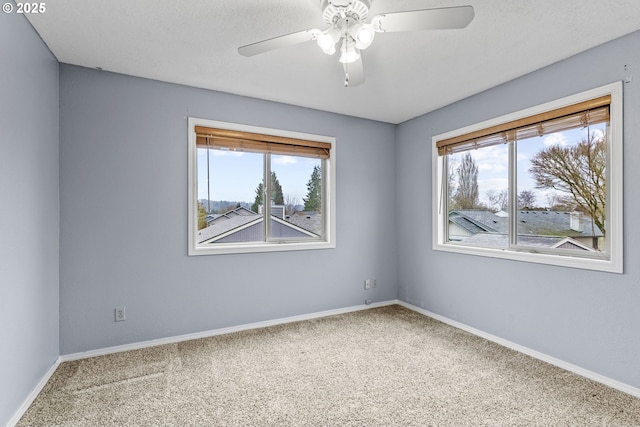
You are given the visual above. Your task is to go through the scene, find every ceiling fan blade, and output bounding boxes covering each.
[238,29,319,57]
[343,57,364,88]
[374,5,474,33]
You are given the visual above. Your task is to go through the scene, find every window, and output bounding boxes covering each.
[433,82,623,273]
[188,118,336,255]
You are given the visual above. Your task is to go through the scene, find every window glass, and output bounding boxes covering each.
[434,82,622,272]
[270,155,324,239]
[196,149,263,244]
[189,119,335,255]
[445,122,609,256]
[515,123,607,254]
[447,145,509,249]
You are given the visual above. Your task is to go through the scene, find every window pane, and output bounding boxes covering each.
[434,83,621,272]
[270,155,323,240]
[447,144,509,249]
[516,123,607,254]
[196,148,264,245]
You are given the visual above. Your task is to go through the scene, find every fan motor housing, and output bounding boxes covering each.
[321,0,371,23]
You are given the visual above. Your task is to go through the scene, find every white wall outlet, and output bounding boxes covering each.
[373,279,377,288]
[115,306,126,322]
[364,279,371,290]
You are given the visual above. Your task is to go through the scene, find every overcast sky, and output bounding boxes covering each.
[450,123,607,209]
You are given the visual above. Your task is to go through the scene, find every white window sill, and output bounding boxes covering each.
[433,243,622,274]
[189,240,336,256]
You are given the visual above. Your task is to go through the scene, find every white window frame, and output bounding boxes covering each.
[432,82,623,273]
[188,118,336,256]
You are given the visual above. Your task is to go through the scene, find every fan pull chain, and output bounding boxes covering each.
[344,17,351,87]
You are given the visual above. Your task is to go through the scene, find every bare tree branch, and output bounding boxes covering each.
[529,133,606,233]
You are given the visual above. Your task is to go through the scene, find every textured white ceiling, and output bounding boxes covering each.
[25,0,640,123]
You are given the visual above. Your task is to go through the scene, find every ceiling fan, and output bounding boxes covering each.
[238,1,474,87]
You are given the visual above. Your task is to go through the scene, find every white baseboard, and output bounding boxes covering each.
[396,300,640,399]
[6,358,61,427]
[60,300,396,362]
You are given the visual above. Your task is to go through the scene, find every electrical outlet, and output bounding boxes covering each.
[373,279,377,288]
[364,279,371,290]
[115,306,126,322]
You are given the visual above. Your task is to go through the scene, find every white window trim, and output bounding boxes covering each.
[188,118,336,256]
[432,82,623,273]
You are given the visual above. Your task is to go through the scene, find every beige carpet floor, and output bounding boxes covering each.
[17,305,640,426]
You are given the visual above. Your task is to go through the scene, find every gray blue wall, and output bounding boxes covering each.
[396,30,640,389]
[58,64,398,355]
[0,11,60,426]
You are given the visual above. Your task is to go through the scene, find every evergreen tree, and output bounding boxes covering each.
[251,172,284,213]
[251,182,264,213]
[270,172,284,205]
[303,165,322,212]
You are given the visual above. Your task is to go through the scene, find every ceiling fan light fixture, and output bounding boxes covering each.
[354,23,375,49]
[339,40,360,64]
[317,28,339,55]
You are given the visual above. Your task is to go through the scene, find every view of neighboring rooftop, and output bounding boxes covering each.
[198,206,322,244]
[451,210,604,237]
[449,209,604,252]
